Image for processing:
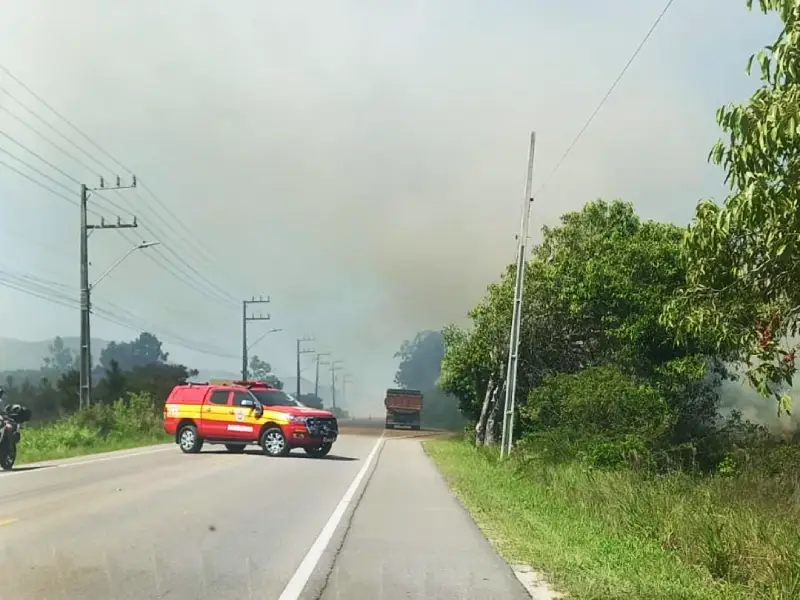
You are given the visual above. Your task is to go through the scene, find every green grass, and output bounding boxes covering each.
[15,392,171,464]
[17,430,170,464]
[424,438,800,600]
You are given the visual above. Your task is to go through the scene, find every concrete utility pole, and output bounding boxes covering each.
[314,352,330,397]
[329,360,344,409]
[80,176,140,410]
[241,296,270,380]
[295,336,315,398]
[500,131,537,460]
[342,373,354,408]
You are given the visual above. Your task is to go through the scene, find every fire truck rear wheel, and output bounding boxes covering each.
[178,424,204,454]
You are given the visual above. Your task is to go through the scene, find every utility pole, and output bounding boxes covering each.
[296,336,315,398]
[80,176,138,410]
[241,296,270,380]
[500,132,537,460]
[342,373,354,408]
[330,360,344,409]
[314,352,330,397]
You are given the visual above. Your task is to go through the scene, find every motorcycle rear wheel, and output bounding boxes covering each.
[0,443,16,471]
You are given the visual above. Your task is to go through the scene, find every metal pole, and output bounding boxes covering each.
[241,301,248,381]
[90,242,159,290]
[331,367,336,409]
[79,177,139,409]
[315,356,320,397]
[296,339,301,399]
[314,352,330,397]
[241,297,270,381]
[500,131,537,459]
[79,184,90,409]
[329,360,343,409]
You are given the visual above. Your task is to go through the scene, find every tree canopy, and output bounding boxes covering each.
[249,355,271,380]
[395,1,796,476]
[41,336,77,373]
[663,0,800,413]
[99,332,168,371]
[2,332,195,421]
[438,199,726,461]
[247,355,283,389]
[392,330,466,430]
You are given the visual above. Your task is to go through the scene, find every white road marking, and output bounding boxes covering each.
[2,445,173,477]
[277,434,385,600]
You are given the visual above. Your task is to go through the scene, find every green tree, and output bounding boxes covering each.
[99,332,168,371]
[521,365,670,468]
[94,360,127,405]
[42,336,77,373]
[439,271,514,445]
[394,331,446,390]
[442,200,723,449]
[56,369,80,413]
[124,363,198,410]
[663,1,800,413]
[249,355,271,380]
[264,374,284,390]
[394,330,467,430]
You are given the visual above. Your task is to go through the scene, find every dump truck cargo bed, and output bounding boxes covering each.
[384,388,423,430]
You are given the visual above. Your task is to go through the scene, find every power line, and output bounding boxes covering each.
[532,0,677,201]
[0,104,101,178]
[0,66,254,347]
[0,84,114,175]
[114,228,239,309]
[0,129,81,184]
[0,63,251,299]
[0,131,238,307]
[0,267,237,360]
[0,145,75,195]
[0,63,133,176]
[0,157,83,209]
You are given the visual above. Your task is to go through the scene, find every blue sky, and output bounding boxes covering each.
[0,0,782,414]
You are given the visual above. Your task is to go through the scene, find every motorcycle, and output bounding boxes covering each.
[0,387,32,471]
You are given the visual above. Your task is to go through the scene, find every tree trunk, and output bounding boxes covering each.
[474,374,494,446]
[485,380,505,446]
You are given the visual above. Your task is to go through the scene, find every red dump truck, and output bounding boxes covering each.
[384,388,423,430]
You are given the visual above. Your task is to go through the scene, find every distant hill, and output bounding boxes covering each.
[0,336,111,370]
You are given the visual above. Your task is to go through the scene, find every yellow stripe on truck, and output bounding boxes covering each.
[164,404,291,425]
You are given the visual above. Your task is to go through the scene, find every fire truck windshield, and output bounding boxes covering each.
[250,388,301,407]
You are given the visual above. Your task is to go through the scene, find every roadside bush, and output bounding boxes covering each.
[520,366,670,468]
[17,391,166,462]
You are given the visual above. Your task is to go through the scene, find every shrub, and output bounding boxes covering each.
[519,366,670,468]
[17,391,165,461]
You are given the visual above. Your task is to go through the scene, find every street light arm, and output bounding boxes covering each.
[90,241,159,290]
[248,328,283,352]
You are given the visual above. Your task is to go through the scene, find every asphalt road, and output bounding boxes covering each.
[0,431,530,600]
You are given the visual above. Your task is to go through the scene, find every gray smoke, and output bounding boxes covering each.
[0,0,764,409]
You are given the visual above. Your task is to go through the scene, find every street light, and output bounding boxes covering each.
[90,241,160,290]
[80,239,159,410]
[248,327,283,352]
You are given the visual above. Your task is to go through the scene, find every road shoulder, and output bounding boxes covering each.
[316,436,531,599]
